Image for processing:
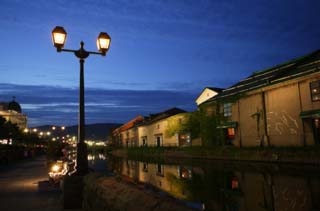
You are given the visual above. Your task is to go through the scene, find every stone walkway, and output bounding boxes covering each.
[0,156,74,211]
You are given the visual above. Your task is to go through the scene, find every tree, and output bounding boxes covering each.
[0,115,45,146]
[183,105,226,147]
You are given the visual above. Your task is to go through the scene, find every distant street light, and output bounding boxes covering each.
[51,26,111,175]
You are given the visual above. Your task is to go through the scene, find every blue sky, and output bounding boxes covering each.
[0,0,319,126]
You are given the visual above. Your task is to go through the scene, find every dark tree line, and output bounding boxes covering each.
[0,116,45,147]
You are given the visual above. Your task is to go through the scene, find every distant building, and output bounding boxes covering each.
[0,97,27,129]
[112,115,144,148]
[200,50,320,147]
[113,107,191,147]
[137,107,189,147]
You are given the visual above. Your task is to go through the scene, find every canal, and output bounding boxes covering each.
[88,153,320,211]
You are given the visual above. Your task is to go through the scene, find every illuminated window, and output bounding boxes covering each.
[310,81,320,101]
[223,103,232,117]
[227,128,235,139]
[231,176,239,190]
[179,167,192,179]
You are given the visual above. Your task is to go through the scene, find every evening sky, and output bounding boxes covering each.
[0,0,319,126]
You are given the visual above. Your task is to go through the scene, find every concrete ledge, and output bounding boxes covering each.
[63,174,84,209]
[83,173,197,211]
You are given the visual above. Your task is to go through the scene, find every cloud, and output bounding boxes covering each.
[0,83,197,127]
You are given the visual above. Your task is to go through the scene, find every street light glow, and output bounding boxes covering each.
[97,32,111,55]
[52,26,67,50]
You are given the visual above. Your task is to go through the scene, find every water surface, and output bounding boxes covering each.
[89,154,320,211]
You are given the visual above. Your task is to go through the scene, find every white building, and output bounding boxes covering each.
[0,98,27,129]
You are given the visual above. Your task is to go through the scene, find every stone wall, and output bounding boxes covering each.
[83,173,197,211]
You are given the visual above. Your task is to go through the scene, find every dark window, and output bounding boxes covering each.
[156,164,164,176]
[156,135,162,147]
[142,136,147,146]
[310,81,320,101]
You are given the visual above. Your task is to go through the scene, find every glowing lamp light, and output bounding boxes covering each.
[97,32,111,55]
[52,26,67,50]
[51,164,60,172]
[24,128,29,133]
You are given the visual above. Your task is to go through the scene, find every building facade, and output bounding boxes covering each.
[113,108,191,148]
[201,50,320,147]
[0,98,27,129]
[137,110,190,147]
[112,115,144,148]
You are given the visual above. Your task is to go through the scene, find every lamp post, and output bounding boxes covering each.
[51,26,111,175]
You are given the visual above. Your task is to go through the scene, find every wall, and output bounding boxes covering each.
[120,127,138,147]
[231,73,320,147]
[236,93,264,147]
[299,75,320,145]
[196,88,218,106]
[138,114,187,147]
[265,83,304,146]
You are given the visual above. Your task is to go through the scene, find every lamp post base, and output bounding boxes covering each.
[62,174,84,209]
[76,142,88,176]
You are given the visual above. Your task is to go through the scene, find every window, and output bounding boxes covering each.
[141,136,147,146]
[155,135,162,147]
[179,167,192,179]
[178,132,191,146]
[156,164,164,176]
[223,103,232,117]
[143,163,148,172]
[310,81,320,101]
[227,128,235,139]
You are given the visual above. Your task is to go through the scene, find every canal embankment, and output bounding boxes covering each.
[83,173,198,211]
[111,146,320,165]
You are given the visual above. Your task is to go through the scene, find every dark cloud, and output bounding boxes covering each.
[0,83,197,127]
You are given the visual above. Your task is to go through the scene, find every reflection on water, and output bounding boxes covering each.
[88,153,107,173]
[105,157,320,211]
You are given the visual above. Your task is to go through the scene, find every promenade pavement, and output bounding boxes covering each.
[0,156,78,211]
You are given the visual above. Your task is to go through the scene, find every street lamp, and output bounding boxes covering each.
[51,26,111,175]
